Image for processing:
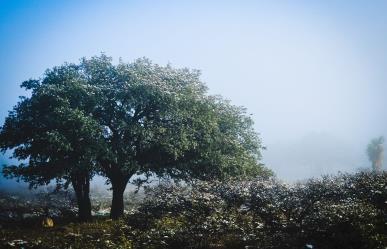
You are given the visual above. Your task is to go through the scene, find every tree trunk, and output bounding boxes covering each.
[71,172,92,222]
[110,176,129,220]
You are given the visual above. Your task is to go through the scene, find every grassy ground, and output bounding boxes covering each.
[0,189,138,249]
[1,217,133,249]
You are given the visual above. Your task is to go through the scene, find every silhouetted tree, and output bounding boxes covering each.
[367,136,384,172]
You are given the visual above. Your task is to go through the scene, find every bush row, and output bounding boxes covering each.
[128,171,387,249]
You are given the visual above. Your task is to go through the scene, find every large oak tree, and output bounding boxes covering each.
[1,55,271,220]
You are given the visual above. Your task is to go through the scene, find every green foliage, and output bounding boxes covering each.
[78,55,268,182]
[0,54,269,220]
[0,54,268,189]
[0,63,102,188]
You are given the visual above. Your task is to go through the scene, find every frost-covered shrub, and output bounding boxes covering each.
[129,172,387,249]
[296,172,387,249]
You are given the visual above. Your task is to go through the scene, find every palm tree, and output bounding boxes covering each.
[367,136,384,172]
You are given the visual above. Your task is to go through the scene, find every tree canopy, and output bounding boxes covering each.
[0,54,271,219]
[0,64,102,220]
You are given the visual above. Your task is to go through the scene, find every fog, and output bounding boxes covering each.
[0,1,386,188]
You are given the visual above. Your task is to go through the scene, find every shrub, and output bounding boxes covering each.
[130,172,387,249]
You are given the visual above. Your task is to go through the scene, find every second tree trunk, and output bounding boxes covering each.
[110,178,128,220]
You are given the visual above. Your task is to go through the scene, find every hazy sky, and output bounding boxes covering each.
[0,0,386,181]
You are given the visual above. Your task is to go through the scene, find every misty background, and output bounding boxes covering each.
[0,0,386,189]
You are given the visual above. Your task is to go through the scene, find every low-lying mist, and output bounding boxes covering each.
[263,131,372,181]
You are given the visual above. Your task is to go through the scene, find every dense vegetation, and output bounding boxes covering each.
[1,171,386,248]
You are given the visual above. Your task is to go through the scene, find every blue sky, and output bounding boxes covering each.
[0,0,386,181]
